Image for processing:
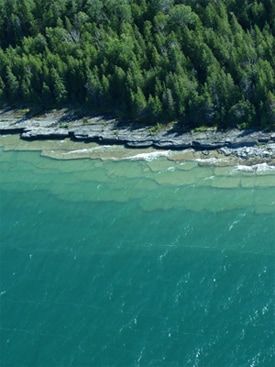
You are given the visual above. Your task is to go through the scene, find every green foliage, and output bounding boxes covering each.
[0,76,4,100]
[0,0,274,129]
[6,67,19,101]
[51,68,67,104]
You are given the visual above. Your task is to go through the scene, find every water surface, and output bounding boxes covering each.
[0,150,274,367]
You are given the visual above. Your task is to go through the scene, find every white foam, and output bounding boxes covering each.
[234,165,254,172]
[254,163,275,172]
[63,146,112,155]
[234,163,275,174]
[125,150,171,161]
[203,175,215,181]
[196,158,223,165]
[229,219,240,231]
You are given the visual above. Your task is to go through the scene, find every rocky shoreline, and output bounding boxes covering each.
[1,108,275,162]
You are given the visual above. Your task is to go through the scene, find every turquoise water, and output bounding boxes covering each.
[0,150,274,367]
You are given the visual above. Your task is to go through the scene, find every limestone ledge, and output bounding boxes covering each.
[1,108,275,161]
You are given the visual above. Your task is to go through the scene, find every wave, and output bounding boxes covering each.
[125,150,171,161]
[233,163,275,174]
[195,157,225,165]
[62,146,112,154]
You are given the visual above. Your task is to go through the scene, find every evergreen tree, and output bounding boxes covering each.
[0,0,274,129]
[51,68,67,104]
[131,87,147,118]
[0,76,4,100]
[6,67,19,101]
[148,94,162,119]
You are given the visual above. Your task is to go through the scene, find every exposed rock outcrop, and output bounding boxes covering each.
[1,109,275,160]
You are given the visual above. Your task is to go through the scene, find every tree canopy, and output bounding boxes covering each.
[0,0,274,129]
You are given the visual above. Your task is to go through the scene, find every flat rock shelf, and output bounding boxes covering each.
[1,108,275,161]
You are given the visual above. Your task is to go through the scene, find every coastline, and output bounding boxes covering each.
[1,108,275,166]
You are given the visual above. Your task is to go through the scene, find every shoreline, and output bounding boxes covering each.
[1,108,275,166]
[2,136,275,194]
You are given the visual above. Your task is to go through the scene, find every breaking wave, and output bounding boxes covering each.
[234,163,275,174]
[125,151,171,161]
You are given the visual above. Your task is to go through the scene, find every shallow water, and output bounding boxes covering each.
[0,150,274,367]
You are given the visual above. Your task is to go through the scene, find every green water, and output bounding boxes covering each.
[0,150,274,367]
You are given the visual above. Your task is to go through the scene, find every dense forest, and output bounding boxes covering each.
[0,0,274,129]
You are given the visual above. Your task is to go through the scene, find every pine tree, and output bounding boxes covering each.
[41,82,51,104]
[162,88,175,120]
[6,67,19,101]
[51,68,67,104]
[148,94,162,119]
[267,92,275,129]
[131,87,147,118]
[0,76,5,100]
